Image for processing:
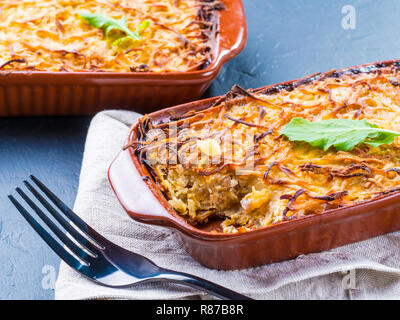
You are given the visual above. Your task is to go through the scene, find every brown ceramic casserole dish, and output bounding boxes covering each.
[109,59,400,270]
[0,0,246,116]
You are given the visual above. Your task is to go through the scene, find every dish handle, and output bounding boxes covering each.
[215,0,248,66]
[108,149,176,227]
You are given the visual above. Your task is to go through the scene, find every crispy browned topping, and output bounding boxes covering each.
[135,62,400,233]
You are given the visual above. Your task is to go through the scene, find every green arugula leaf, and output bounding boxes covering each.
[280,117,400,151]
[79,13,150,49]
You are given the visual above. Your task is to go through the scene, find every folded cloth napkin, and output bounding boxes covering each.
[55,110,400,300]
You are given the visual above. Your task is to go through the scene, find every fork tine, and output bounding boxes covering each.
[15,187,90,266]
[8,195,84,270]
[23,180,101,256]
[29,175,105,248]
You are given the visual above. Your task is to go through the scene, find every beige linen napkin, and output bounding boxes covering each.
[55,110,400,300]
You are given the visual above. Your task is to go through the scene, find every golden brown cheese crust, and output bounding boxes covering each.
[138,62,400,233]
[0,0,222,72]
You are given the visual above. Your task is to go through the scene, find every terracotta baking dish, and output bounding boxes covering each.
[108,59,400,270]
[0,0,246,117]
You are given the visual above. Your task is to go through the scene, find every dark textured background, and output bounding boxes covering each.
[1,0,400,299]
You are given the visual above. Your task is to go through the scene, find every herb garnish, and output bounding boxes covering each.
[280,117,400,151]
[79,13,150,49]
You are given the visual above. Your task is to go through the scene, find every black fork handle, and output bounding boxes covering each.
[157,269,254,300]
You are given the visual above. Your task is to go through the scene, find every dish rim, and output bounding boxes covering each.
[0,0,246,80]
[109,58,400,241]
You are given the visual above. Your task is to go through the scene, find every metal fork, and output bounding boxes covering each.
[8,175,252,300]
